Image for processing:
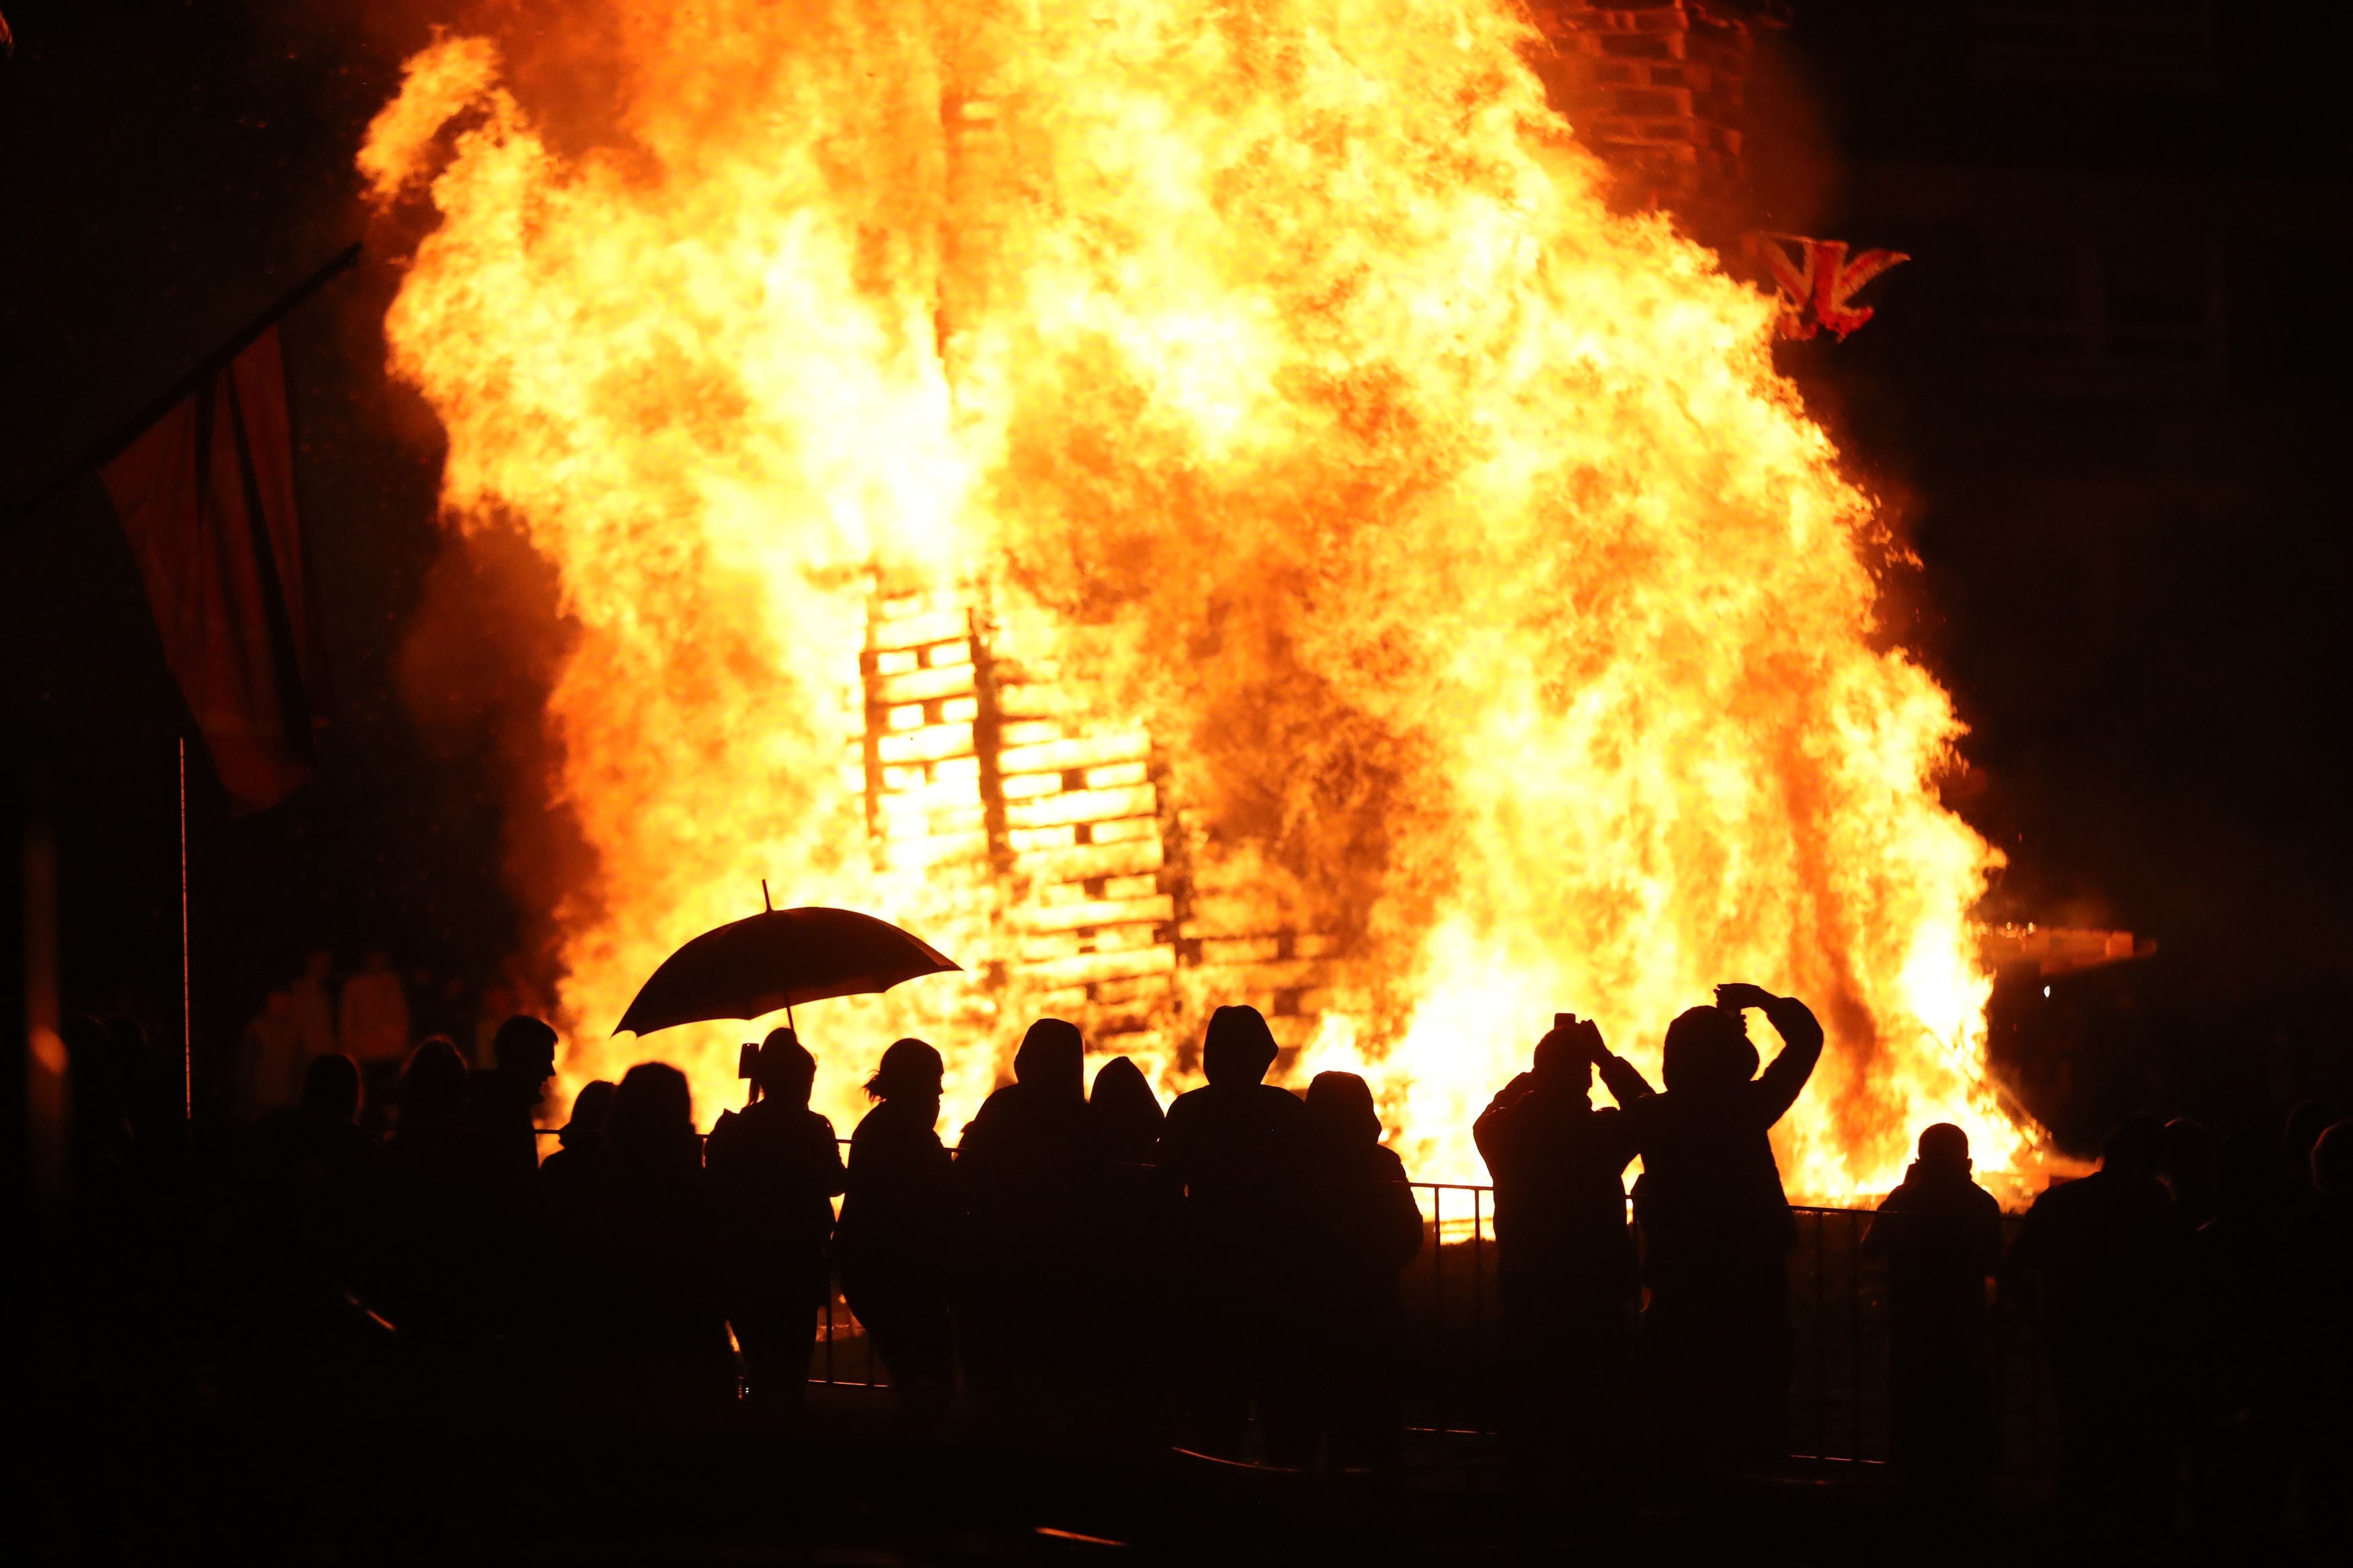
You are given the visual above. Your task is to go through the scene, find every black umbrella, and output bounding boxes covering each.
[612,893,961,1036]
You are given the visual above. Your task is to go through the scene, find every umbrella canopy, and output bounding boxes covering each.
[612,905,961,1036]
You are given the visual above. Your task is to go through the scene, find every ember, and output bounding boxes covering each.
[360,0,2035,1201]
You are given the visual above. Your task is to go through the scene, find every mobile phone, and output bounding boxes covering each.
[1555,1012,1575,1032]
[737,1042,758,1079]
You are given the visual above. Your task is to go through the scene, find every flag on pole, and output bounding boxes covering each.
[1743,233,1912,342]
[98,326,328,812]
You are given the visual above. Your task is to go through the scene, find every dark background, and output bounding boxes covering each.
[6,0,2350,1153]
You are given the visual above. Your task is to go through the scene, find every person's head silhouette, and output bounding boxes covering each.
[1015,1018,1085,1101]
[559,1079,617,1147]
[1915,1122,1970,1175]
[608,1061,696,1168]
[493,1015,559,1089]
[1090,1056,1164,1160]
[867,1038,945,1126]
[1203,1005,1279,1087]
[2286,1100,2339,1187]
[2100,1113,2167,1180]
[754,1028,817,1107]
[398,1038,470,1130]
[1531,1025,1593,1096]
[1304,1071,1383,1151]
[2311,1120,2353,1200]
[300,1053,363,1126]
[1661,1005,1753,1091]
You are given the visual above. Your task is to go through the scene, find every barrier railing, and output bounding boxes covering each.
[802,1178,2056,1478]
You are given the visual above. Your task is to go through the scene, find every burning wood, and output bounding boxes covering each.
[360,0,2039,1202]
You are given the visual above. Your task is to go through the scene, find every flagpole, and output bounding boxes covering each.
[180,737,192,1120]
[3,241,363,536]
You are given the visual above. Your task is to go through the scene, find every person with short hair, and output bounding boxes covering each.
[835,1038,959,1433]
[1864,1123,2005,1495]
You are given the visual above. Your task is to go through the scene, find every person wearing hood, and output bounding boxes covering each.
[1474,1016,1639,1514]
[1156,1003,1311,1459]
[953,1016,1105,1430]
[1298,1071,1423,1467]
[1087,1056,1179,1445]
[1588,981,1823,1477]
[1863,1123,2005,1495]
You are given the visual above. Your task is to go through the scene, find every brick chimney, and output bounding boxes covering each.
[1525,1,1789,241]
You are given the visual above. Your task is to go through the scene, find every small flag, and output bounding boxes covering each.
[99,327,328,812]
[1744,233,1911,341]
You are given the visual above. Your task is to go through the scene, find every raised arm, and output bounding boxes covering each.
[1587,1016,1657,1110]
[1722,985,1822,1126]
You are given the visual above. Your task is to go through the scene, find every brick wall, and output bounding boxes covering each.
[1525,1,1786,229]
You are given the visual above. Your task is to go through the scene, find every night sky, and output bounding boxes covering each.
[7,1,2350,1149]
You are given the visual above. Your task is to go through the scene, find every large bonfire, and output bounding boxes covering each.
[361,0,2034,1201]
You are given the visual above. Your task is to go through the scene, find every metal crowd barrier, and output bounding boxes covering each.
[797,1175,2056,1477]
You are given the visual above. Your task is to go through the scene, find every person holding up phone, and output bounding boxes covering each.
[1475,1013,1642,1524]
[1586,984,1825,1485]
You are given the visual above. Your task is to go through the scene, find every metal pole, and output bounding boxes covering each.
[1813,1208,1827,1462]
[179,737,192,1119]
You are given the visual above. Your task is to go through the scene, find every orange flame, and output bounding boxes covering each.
[363,1,2037,1202]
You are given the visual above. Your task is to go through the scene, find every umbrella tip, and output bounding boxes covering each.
[761,877,772,913]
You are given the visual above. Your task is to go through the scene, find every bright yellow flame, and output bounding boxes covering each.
[363,0,2038,1202]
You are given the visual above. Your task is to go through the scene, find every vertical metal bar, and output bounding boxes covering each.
[1431,1185,1444,1427]
[1813,1208,1827,1462]
[1849,1210,1862,1464]
[1472,1186,1485,1426]
[177,737,192,1120]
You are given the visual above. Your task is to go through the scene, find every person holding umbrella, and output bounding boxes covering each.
[703,1028,845,1411]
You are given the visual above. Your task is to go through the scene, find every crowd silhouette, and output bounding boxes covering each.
[36,982,2353,1547]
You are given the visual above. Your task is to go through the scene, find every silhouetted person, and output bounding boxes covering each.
[835,1038,958,1433]
[2161,1116,2217,1230]
[2282,1100,2338,1216]
[1156,1003,1310,1460]
[1474,1017,1638,1512]
[233,989,305,1119]
[340,948,411,1071]
[955,1017,1104,1430]
[2185,1122,2297,1551]
[1297,1071,1422,1468]
[1591,983,1823,1477]
[538,1079,616,1202]
[586,1063,729,1389]
[471,1015,559,1182]
[1863,1123,2003,1496]
[1090,1055,1166,1164]
[703,1029,844,1407]
[2003,1114,2184,1544]
[1087,1055,1177,1444]
[376,1038,491,1345]
[252,1055,378,1326]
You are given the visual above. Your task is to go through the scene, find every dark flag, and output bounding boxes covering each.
[98,325,328,812]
